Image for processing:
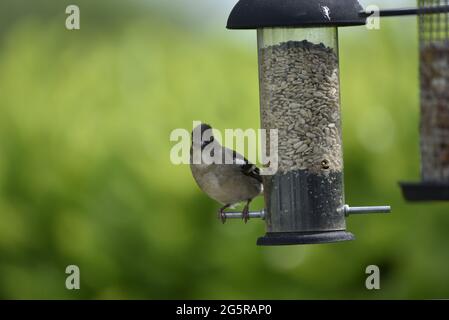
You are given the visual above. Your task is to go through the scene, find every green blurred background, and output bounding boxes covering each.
[0,0,448,299]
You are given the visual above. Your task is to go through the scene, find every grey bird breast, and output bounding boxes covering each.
[190,163,262,205]
[190,153,262,205]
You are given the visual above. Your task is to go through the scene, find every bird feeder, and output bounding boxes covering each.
[400,0,449,201]
[225,0,391,246]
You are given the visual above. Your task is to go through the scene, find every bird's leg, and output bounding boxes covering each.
[217,204,231,224]
[242,199,252,224]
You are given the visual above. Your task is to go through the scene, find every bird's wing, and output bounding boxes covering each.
[230,149,263,184]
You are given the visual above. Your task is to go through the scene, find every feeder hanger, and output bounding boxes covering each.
[361,5,449,18]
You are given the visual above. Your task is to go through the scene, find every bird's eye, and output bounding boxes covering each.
[201,136,214,148]
[201,140,210,148]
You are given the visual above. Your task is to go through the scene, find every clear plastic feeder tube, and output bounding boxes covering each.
[257,27,351,244]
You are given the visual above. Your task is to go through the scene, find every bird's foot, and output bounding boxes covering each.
[217,205,229,224]
[242,204,250,224]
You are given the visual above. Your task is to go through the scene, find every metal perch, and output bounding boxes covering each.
[219,205,391,221]
[220,211,266,220]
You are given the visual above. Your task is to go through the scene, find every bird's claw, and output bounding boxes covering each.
[217,209,227,224]
[242,206,250,224]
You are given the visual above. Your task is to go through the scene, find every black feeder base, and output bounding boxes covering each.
[400,182,449,201]
[257,231,355,246]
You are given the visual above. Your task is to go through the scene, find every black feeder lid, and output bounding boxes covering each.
[227,0,367,29]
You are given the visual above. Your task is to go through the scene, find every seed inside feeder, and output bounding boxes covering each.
[259,40,342,175]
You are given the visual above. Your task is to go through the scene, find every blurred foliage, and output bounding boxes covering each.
[0,0,448,299]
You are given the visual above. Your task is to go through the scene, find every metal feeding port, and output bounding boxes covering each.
[226,0,391,246]
[400,0,449,201]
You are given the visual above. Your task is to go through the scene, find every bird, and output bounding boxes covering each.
[190,123,263,224]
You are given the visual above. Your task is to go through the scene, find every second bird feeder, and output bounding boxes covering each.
[227,0,391,245]
[401,0,449,201]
